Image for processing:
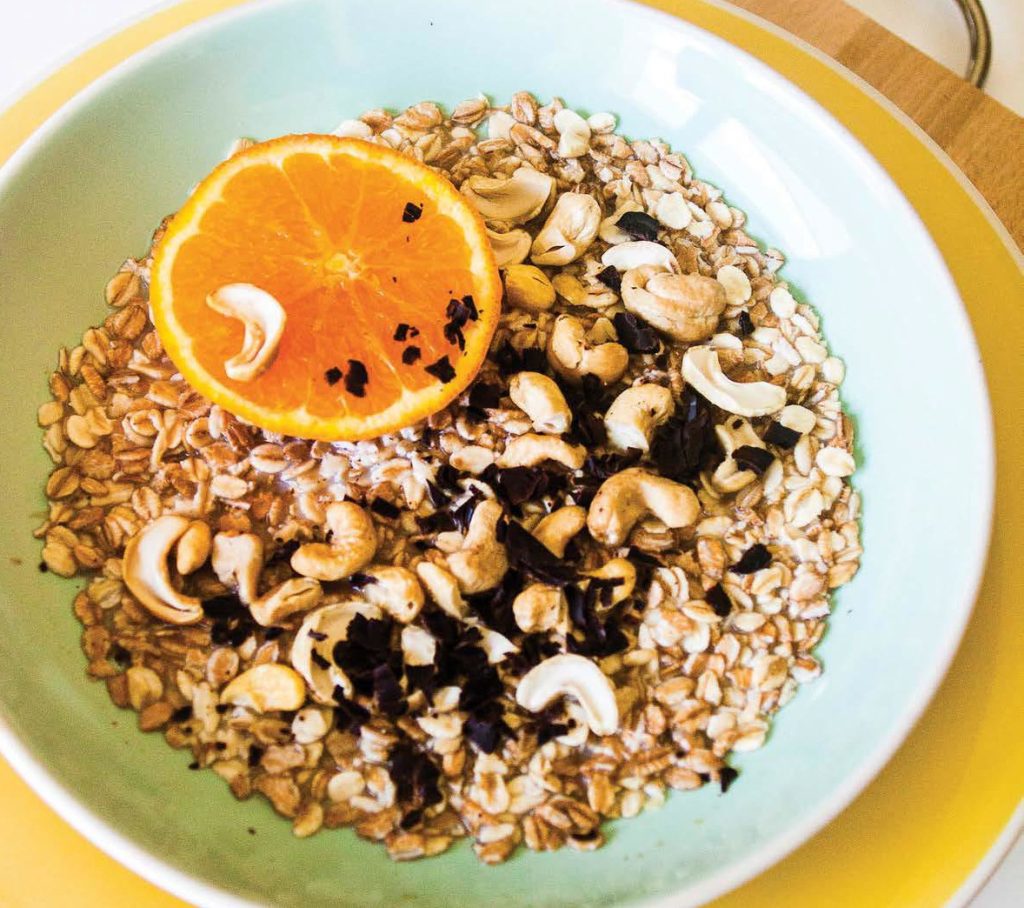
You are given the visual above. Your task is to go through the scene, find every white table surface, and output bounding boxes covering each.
[0,1,1020,905]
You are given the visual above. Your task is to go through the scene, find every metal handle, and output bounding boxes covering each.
[954,0,992,88]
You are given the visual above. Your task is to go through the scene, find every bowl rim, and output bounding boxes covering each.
[0,0,996,905]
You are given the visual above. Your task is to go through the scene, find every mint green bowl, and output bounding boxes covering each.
[0,0,993,905]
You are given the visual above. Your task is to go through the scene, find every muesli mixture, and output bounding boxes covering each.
[36,93,860,862]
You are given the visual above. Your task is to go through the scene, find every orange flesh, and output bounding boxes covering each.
[152,136,501,439]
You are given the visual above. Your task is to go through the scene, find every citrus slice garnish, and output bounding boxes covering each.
[151,135,501,441]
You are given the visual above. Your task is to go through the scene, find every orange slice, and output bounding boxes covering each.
[151,135,501,441]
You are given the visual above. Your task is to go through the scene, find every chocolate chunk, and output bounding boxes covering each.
[612,311,660,354]
[468,381,502,410]
[736,311,754,336]
[402,346,421,365]
[764,421,800,449]
[171,705,193,723]
[615,210,660,241]
[730,543,772,575]
[705,583,733,617]
[402,202,423,223]
[425,355,456,383]
[324,366,343,386]
[733,445,774,474]
[344,359,368,397]
[393,323,412,341]
[719,766,739,793]
[493,341,546,376]
[595,265,622,292]
[373,663,406,717]
[369,497,401,519]
[650,389,716,484]
[493,466,548,506]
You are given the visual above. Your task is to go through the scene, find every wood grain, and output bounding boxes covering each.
[731,0,1024,247]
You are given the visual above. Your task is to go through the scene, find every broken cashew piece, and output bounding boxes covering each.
[547,314,629,385]
[446,499,509,595]
[584,558,637,607]
[531,193,601,266]
[600,241,680,274]
[486,227,532,268]
[462,166,555,225]
[211,531,264,604]
[122,515,204,625]
[205,283,286,382]
[497,433,585,471]
[587,467,701,547]
[513,583,565,633]
[401,625,437,667]
[249,577,323,627]
[291,600,381,703]
[508,371,571,434]
[221,663,306,712]
[682,346,786,417]
[532,506,586,558]
[357,565,425,624]
[516,654,619,736]
[175,520,212,575]
[503,265,555,312]
[620,266,726,342]
[603,384,676,453]
[415,561,468,619]
[712,416,770,493]
[291,501,377,581]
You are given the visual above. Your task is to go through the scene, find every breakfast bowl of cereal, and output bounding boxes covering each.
[0,0,994,905]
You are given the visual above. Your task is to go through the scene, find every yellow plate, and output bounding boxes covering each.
[0,0,1021,905]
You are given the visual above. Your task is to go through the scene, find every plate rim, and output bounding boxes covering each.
[0,0,999,906]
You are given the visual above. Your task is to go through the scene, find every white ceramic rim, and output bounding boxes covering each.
[0,0,1005,906]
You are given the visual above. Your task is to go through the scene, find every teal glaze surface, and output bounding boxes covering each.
[0,0,992,905]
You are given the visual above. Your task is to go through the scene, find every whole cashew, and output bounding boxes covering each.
[600,241,680,273]
[175,520,212,575]
[211,531,263,604]
[291,501,377,582]
[122,515,204,625]
[504,265,556,312]
[205,284,286,382]
[462,166,555,225]
[446,500,509,594]
[508,371,571,434]
[546,314,629,385]
[532,506,586,558]
[357,565,425,624]
[220,663,306,713]
[486,227,532,268]
[516,654,619,736]
[682,346,786,417]
[587,468,701,546]
[497,434,585,471]
[620,266,726,342]
[603,384,676,453]
[513,583,566,633]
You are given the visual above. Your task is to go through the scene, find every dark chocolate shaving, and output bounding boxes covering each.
[730,543,772,575]
[344,359,368,397]
[595,265,622,292]
[402,346,422,365]
[705,583,733,617]
[324,366,343,386]
[615,210,660,242]
[425,355,456,383]
[612,311,660,354]
[402,202,423,223]
[764,421,800,448]
[733,445,774,474]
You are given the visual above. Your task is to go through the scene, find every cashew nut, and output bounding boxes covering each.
[446,499,509,594]
[211,531,263,604]
[603,384,676,453]
[401,625,437,666]
[486,226,532,268]
[462,166,555,225]
[497,434,585,471]
[249,577,323,627]
[550,272,617,310]
[531,193,601,266]
[508,372,571,434]
[291,600,380,703]
[516,654,619,736]
[712,417,768,493]
[221,663,306,712]
[415,561,468,618]
[546,314,629,385]
[175,520,212,575]
[504,264,555,312]
[513,583,565,633]
[475,626,519,664]
[357,565,425,624]
[291,501,377,581]
[122,515,203,625]
[620,267,726,342]
[587,468,701,546]
[205,283,286,382]
[682,346,787,417]
[553,108,591,158]
[532,506,586,558]
[600,241,679,273]
[584,558,637,606]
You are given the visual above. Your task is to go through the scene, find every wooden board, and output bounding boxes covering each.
[733,0,1024,247]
